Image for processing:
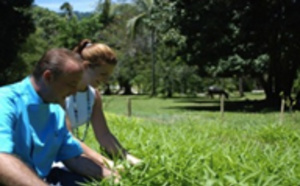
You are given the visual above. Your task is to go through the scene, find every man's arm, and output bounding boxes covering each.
[0,94,47,186]
[0,153,47,186]
[65,116,117,169]
[63,154,119,182]
[59,117,119,181]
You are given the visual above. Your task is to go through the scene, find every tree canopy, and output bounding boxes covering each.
[170,0,300,103]
[2,0,300,103]
[0,0,34,85]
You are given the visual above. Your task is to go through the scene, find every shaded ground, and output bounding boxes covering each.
[163,98,286,113]
[103,94,299,115]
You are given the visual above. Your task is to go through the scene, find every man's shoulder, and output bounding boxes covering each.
[50,103,65,113]
[0,78,31,107]
[0,80,26,101]
[49,104,66,121]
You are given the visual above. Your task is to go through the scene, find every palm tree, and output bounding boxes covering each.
[127,0,157,96]
[60,2,73,20]
[97,0,117,27]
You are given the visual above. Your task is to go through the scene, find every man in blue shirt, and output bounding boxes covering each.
[0,48,118,186]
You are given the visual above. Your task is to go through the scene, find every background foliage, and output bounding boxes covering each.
[1,0,300,104]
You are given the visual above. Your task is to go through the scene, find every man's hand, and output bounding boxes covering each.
[102,165,120,184]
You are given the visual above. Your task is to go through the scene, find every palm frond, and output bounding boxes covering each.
[127,12,146,38]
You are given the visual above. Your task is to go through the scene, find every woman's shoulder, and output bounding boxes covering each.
[87,85,97,96]
[87,86,103,104]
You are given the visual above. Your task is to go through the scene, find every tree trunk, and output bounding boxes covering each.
[166,77,173,98]
[166,88,173,98]
[239,76,244,97]
[151,29,156,96]
[103,83,112,95]
[122,80,133,95]
[258,59,296,107]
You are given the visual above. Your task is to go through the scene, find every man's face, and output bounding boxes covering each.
[48,62,83,104]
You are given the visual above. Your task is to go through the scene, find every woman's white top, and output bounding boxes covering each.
[65,86,96,129]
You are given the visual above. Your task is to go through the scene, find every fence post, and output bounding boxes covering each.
[220,94,224,120]
[127,97,132,117]
[280,98,285,124]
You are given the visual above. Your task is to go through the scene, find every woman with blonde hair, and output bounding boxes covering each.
[64,39,141,175]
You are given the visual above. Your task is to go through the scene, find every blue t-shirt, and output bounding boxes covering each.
[0,77,83,178]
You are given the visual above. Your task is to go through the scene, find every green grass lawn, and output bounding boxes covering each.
[81,93,300,185]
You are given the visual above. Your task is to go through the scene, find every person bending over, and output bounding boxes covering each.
[0,48,117,186]
[64,39,141,169]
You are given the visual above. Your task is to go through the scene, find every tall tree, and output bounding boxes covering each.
[127,0,157,96]
[16,6,65,77]
[58,2,103,49]
[97,0,115,27]
[31,6,63,46]
[60,2,73,19]
[235,0,300,103]
[0,0,34,85]
[170,0,300,104]
[98,3,146,95]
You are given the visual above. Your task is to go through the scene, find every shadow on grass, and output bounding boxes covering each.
[164,98,282,113]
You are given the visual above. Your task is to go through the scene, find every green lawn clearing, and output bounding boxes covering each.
[79,94,300,185]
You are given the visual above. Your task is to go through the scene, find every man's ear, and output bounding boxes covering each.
[82,60,90,69]
[42,70,53,83]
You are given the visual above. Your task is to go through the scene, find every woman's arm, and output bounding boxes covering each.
[65,116,116,169]
[91,90,142,165]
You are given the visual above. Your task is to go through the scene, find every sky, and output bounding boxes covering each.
[34,0,131,12]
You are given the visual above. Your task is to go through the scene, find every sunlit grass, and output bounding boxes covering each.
[80,94,300,185]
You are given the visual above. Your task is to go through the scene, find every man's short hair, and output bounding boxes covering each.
[32,48,83,79]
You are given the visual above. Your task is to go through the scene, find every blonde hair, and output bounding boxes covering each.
[73,39,117,66]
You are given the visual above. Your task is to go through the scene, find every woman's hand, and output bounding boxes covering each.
[125,154,143,166]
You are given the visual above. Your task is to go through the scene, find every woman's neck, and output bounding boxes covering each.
[77,81,88,92]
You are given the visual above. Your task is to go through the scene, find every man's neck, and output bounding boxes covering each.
[30,76,51,103]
